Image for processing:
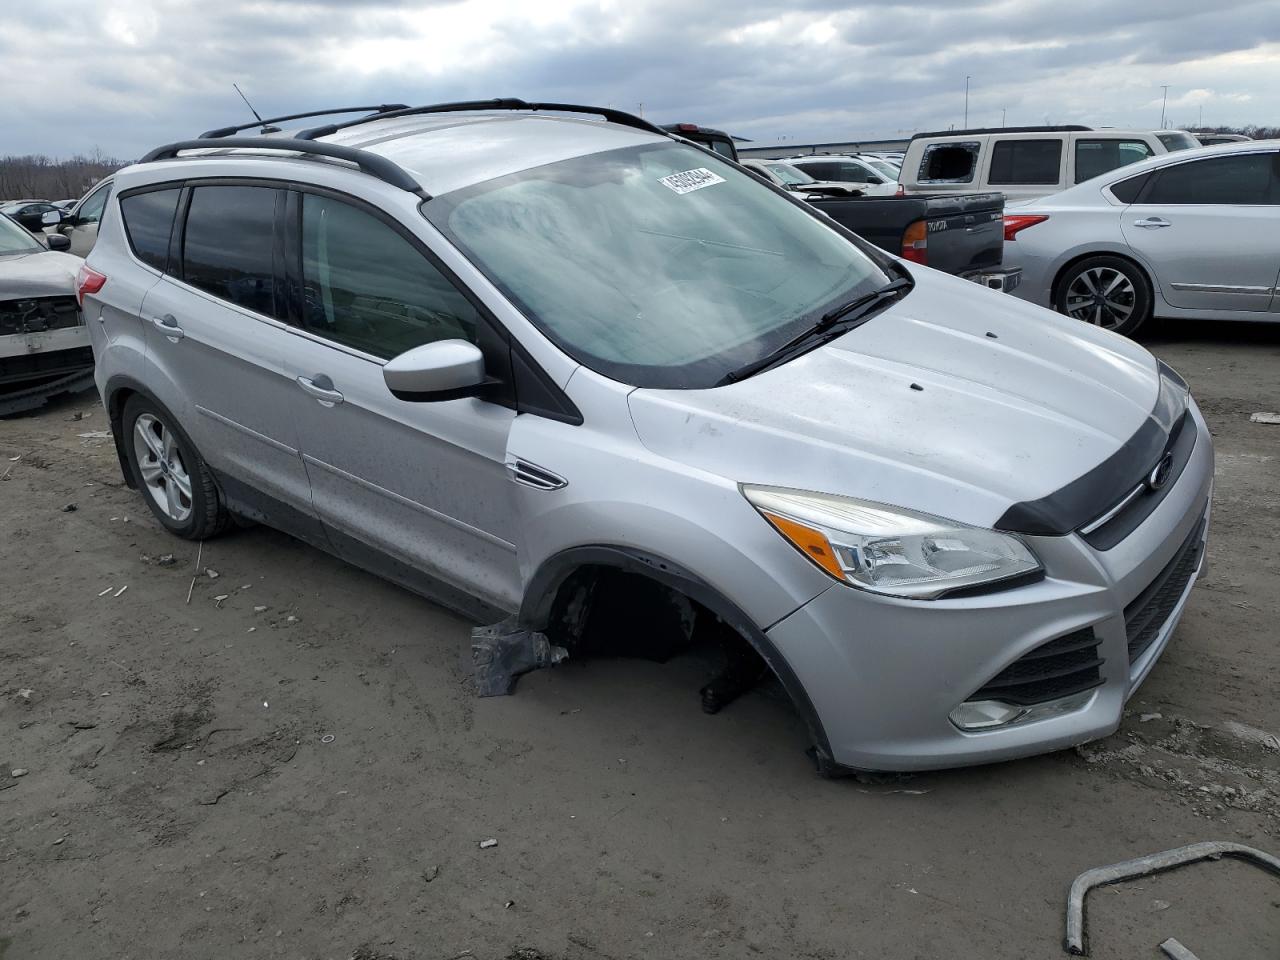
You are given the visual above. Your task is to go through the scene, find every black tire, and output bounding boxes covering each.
[1053,255,1152,337]
[121,394,230,540]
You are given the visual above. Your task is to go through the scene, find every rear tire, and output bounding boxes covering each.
[1053,255,1152,337]
[121,394,230,540]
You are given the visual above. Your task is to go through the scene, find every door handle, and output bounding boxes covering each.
[1133,217,1171,229]
[150,314,184,339]
[296,374,344,406]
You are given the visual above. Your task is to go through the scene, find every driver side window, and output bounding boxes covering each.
[75,182,112,224]
[300,193,482,360]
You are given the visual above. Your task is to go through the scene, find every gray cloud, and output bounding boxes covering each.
[3,0,1277,160]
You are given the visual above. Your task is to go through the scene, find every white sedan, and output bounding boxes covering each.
[1002,140,1280,335]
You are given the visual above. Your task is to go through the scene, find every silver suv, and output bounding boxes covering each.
[81,100,1213,773]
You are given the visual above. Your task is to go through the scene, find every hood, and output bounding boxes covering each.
[0,250,80,299]
[627,269,1161,529]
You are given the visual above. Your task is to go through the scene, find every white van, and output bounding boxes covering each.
[899,126,1199,200]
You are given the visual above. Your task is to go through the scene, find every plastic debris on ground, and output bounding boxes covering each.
[1249,411,1280,425]
[471,617,568,697]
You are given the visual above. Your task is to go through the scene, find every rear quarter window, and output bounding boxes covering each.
[916,142,979,184]
[1108,171,1152,204]
[119,188,181,272]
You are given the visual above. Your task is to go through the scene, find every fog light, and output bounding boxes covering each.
[950,699,1027,731]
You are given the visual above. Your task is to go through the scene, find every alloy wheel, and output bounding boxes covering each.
[132,413,193,523]
[1064,267,1136,329]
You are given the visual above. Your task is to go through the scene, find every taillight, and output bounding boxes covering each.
[677,123,699,132]
[901,220,927,265]
[1003,214,1048,242]
[76,263,107,307]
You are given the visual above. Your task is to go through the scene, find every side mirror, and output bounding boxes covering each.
[383,339,488,402]
[45,233,71,252]
[41,210,63,226]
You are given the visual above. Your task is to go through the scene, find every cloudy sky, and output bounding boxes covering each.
[5,0,1278,159]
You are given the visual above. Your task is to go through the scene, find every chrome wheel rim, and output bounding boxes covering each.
[133,413,193,522]
[1064,267,1136,329]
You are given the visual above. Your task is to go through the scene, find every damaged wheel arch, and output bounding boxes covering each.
[518,544,842,775]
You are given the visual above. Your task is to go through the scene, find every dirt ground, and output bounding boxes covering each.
[2,319,1278,960]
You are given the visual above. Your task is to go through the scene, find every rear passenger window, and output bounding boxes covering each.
[1142,153,1278,205]
[300,193,482,359]
[182,186,280,316]
[119,189,180,272]
[988,140,1062,185]
[917,142,979,183]
[1075,139,1153,183]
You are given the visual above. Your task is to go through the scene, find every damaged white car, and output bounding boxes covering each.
[0,214,93,416]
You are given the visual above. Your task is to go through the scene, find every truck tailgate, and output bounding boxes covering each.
[808,192,1006,277]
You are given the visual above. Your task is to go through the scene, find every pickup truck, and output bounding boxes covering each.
[663,121,1019,291]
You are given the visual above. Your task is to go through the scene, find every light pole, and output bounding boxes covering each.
[1001,107,1006,128]
[964,75,971,127]
[1160,85,1169,129]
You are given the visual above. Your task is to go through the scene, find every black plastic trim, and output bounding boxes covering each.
[519,545,837,773]
[199,104,409,139]
[996,372,1191,537]
[388,376,504,404]
[295,97,668,142]
[1082,412,1196,551]
[139,138,429,198]
[910,124,1090,140]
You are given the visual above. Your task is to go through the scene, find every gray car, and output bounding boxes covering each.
[81,100,1212,773]
[1003,140,1280,335]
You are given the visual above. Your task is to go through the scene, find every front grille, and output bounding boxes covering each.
[971,628,1104,706]
[0,295,80,336]
[1124,519,1205,663]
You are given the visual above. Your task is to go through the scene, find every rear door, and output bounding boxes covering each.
[1121,150,1280,313]
[136,180,322,542]
[280,188,522,613]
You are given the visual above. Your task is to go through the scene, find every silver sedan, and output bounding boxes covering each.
[1002,140,1280,335]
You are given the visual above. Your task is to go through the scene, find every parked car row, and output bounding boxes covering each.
[1002,140,1280,334]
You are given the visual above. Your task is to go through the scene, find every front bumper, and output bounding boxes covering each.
[766,403,1214,772]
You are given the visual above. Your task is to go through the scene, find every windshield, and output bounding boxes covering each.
[427,142,889,389]
[0,214,42,256]
[1157,132,1199,152]
[765,162,817,186]
[865,158,901,178]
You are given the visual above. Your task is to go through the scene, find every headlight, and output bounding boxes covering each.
[742,485,1042,600]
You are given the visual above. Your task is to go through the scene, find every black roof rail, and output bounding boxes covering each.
[199,104,410,139]
[909,124,1091,140]
[297,97,668,141]
[139,138,428,198]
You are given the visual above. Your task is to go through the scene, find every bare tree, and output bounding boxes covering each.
[0,149,128,202]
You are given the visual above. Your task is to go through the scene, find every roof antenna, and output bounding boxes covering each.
[233,83,278,133]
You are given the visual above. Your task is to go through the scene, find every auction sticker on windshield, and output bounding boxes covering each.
[658,168,726,195]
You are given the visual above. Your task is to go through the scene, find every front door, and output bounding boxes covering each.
[61,180,113,257]
[138,182,321,543]
[281,189,521,613]
[1121,150,1280,314]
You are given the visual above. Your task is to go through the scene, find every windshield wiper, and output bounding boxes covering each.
[717,276,913,385]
